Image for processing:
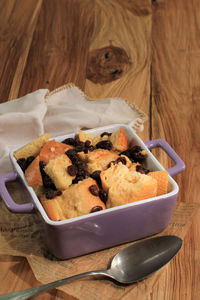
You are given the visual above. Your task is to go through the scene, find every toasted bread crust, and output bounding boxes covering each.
[25,155,43,187]
[110,127,129,151]
[148,170,168,196]
[39,140,73,164]
[14,133,50,160]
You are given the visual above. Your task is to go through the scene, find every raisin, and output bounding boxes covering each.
[74,135,80,146]
[107,160,117,168]
[107,156,126,168]
[62,137,76,146]
[75,144,85,152]
[88,184,99,196]
[120,146,145,163]
[131,145,143,152]
[96,140,112,150]
[90,170,101,180]
[65,149,78,163]
[39,160,46,169]
[131,152,145,163]
[26,156,35,167]
[84,147,89,154]
[100,132,112,137]
[39,161,56,190]
[43,175,56,189]
[76,161,87,171]
[45,189,54,199]
[45,189,62,199]
[72,175,85,184]
[17,158,27,172]
[90,170,102,187]
[56,190,62,196]
[74,137,87,152]
[73,156,82,165]
[99,189,108,204]
[136,164,150,174]
[90,206,103,213]
[84,140,91,147]
[88,145,95,152]
[83,140,92,153]
[67,165,77,176]
[116,156,126,165]
[17,155,35,172]
[85,171,90,178]
[120,150,131,159]
[77,169,87,177]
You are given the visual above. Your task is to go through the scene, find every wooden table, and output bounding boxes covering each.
[0,0,199,299]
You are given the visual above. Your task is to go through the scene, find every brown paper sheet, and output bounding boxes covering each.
[0,180,199,300]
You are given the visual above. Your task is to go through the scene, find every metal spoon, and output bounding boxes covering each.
[0,235,182,300]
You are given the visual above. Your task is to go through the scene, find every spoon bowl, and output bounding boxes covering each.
[0,235,182,300]
[107,235,182,283]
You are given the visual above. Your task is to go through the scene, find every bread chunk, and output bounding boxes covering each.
[78,127,129,152]
[78,130,108,145]
[39,139,73,164]
[84,149,119,173]
[44,154,75,190]
[61,178,106,219]
[78,130,97,144]
[148,170,168,196]
[100,162,129,191]
[25,155,42,187]
[40,178,106,220]
[107,173,157,208]
[120,154,133,168]
[101,163,157,208]
[128,162,140,171]
[40,195,66,221]
[14,133,50,160]
[110,127,128,151]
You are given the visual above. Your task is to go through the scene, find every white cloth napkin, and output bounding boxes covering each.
[0,84,147,174]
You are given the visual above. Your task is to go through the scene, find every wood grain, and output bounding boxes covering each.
[0,0,42,102]
[18,0,95,98]
[0,255,66,299]
[151,0,200,299]
[85,0,152,142]
[0,0,200,299]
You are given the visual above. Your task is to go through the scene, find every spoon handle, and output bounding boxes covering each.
[0,270,108,300]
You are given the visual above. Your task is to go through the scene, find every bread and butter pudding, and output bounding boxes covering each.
[14,127,169,221]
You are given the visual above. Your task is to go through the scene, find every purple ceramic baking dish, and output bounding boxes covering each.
[0,124,185,259]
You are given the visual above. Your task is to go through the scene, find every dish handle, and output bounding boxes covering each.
[144,139,185,177]
[0,172,35,213]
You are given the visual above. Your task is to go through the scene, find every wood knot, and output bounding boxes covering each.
[86,46,132,84]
